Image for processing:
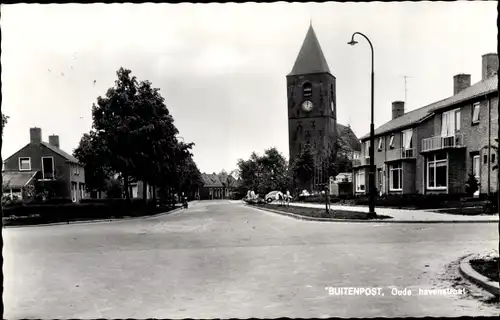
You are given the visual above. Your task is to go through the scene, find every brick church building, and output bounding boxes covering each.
[287,24,360,192]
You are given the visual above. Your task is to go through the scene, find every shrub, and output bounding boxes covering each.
[106,179,123,199]
[2,195,23,208]
[465,174,479,197]
[353,193,468,209]
[2,200,174,224]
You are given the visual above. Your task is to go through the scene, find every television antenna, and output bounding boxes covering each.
[400,75,413,108]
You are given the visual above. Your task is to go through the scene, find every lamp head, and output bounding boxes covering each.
[347,39,358,46]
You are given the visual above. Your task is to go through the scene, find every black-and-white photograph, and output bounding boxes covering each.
[1,2,498,318]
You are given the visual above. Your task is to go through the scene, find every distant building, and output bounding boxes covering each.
[336,124,362,160]
[3,127,86,202]
[353,53,498,196]
[199,172,232,200]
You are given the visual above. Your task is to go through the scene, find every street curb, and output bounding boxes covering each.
[248,205,499,224]
[2,201,199,229]
[459,254,499,296]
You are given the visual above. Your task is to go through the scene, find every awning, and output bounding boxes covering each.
[2,171,37,189]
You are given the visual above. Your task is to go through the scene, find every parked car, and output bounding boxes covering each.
[265,191,284,203]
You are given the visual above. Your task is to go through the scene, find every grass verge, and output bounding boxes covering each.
[252,203,393,220]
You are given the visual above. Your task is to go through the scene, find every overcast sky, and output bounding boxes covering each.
[1,2,497,174]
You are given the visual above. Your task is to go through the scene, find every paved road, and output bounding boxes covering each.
[3,200,499,318]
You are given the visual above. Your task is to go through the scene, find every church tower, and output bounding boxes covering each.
[287,24,337,190]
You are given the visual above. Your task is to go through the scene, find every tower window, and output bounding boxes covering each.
[303,83,312,98]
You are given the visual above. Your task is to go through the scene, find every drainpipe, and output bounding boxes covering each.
[487,95,491,195]
[384,136,387,195]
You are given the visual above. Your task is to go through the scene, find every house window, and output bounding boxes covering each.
[441,108,461,137]
[492,154,496,163]
[389,163,403,191]
[303,82,312,98]
[19,157,31,171]
[377,137,383,151]
[472,103,480,123]
[365,141,370,158]
[427,153,447,189]
[42,157,55,180]
[389,135,395,148]
[484,155,488,164]
[356,170,365,192]
[473,155,480,181]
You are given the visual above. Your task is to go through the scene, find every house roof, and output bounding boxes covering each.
[41,142,80,164]
[201,173,224,188]
[359,75,498,140]
[2,171,37,189]
[337,123,361,152]
[4,141,81,164]
[288,25,331,76]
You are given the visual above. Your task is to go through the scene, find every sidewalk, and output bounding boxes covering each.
[269,202,499,223]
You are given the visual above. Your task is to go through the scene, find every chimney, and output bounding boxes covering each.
[49,135,60,148]
[453,74,471,95]
[392,101,405,120]
[482,53,498,80]
[29,127,42,144]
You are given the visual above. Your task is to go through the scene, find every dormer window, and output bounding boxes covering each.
[19,157,31,171]
[389,135,395,149]
[303,82,312,98]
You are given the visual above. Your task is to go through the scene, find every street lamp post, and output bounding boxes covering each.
[348,32,376,218]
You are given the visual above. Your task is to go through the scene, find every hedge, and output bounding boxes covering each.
[295,193,493,210]
[2,200,178,226]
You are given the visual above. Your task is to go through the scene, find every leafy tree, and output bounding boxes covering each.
[465,173,479,197]
[91,68,139,199]
[106,177,123,199]
[292,143,315,191]
[177,153,203,196]
[91,68,185,200]
[259,148,289,192]
[330,152,352,178]
[1,113,8,134]
[74,131,113,194]
[237,152,263,193]
[236,148,290,195]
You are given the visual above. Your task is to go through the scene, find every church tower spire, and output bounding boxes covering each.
[288,24,331,76]
[286,24,337,191]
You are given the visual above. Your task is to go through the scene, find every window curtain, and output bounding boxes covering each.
[441,112,448,137]
[448,111,455,135]
[403,129,413,149]
[441,111,457,137]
